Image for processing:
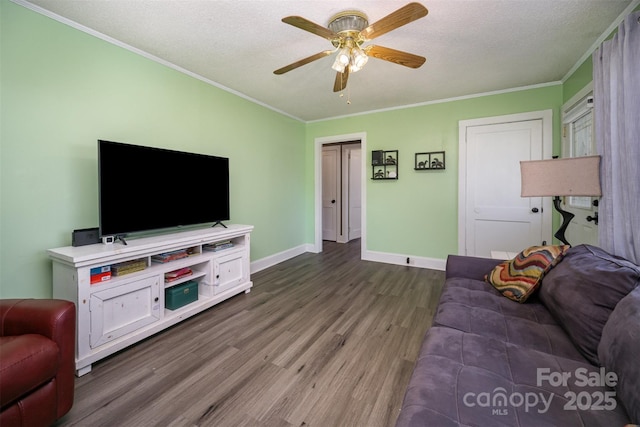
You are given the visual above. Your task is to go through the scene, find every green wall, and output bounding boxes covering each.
[0,1,306,298]
[563,60,593,103]
[306,86,564,259]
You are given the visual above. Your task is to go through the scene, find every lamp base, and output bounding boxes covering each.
[553,196,574,246]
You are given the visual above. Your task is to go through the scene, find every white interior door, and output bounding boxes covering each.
[322,146,339,241]
[347,147,361,240]
[461,115,550,257]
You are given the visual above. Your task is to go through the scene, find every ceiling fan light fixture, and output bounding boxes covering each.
[349,45,368,72]
[337,47,351,65]
[331,57,346,73]
[332,46,351,72]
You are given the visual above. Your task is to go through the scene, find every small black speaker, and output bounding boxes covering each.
[72,227,100,247]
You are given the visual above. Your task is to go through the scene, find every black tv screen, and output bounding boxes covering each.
[98,140,230,237]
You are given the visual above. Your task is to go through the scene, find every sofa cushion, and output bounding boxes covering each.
[539,244,640,365]
[598,285,640,423]
[485,245,569,303]
[433,277,585,361]
[0,334,58,407]
[446,255,502,281]
[397,326,631,427]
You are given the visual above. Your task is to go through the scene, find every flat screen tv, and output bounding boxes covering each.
[98,140,230,237]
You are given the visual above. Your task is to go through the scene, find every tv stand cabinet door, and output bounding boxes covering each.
[213,251,248,294]
[89,276,161,348]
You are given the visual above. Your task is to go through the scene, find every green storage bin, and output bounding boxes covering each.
[165,280,198,310]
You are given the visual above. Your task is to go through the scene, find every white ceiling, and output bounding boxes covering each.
[21,0,635,122]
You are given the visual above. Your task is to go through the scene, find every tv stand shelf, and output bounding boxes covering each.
[48,224,253,376]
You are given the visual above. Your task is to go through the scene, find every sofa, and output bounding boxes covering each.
[396,244,640,426]
[0,299,76,427]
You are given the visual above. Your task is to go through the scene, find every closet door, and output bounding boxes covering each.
[322,146,340,241]
[346,146,361,240]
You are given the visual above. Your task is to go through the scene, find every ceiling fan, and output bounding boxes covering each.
[274,2,428,93]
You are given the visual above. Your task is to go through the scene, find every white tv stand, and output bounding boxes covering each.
[48,224,253,376]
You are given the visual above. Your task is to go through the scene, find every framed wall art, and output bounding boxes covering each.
[414,151,445,170]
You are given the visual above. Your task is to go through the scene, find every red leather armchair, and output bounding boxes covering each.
[0,299,76,427]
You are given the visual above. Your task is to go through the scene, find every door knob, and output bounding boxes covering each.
[531,207,539,213]
[331,199,336,204]
[586,212,599,225]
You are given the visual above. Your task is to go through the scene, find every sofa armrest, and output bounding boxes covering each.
[0,299,76,418]
[445,255,502,281]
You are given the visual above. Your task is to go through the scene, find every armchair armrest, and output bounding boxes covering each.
[0,299,76,418]
[445,255,502,281]
[0,299,75,341]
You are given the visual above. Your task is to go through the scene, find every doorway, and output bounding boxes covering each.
[458,110,553,257]
[314,132,367,254]
[322,142,361,243]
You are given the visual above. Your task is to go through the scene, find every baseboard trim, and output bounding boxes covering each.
[251,245,447,274]
[250,244,311,274]
[362,250,447,271]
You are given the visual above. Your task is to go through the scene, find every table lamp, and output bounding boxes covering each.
[520,155,602,246]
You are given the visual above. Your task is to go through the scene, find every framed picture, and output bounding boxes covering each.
[414,151,445,170]
[371,150,398,180]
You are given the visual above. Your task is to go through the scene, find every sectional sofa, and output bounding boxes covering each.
[397,244,640,426]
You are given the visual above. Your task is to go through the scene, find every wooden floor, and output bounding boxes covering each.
[55,240,445,427]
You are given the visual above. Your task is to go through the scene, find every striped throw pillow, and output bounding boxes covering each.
[485,245,570,303]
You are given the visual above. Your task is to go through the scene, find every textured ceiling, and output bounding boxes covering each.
[20,0,636,122]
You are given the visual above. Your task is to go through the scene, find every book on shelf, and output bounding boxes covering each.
[151,249,189,263]
[111,259,146,276]
[203,241,234,252]
[90,265,112,284]
[90,265,111,275]
[90,271,111,284]
[165,267,193,282]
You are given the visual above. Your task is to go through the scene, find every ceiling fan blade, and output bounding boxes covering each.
[360,3,428,41]
[365,45,426,68]
[274,50,334,75]
[282,16,338,41]
[333,67,350,92]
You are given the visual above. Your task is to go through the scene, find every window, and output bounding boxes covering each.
[563,93,595,209]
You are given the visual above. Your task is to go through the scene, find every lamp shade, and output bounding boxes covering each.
[520,155,602,197]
